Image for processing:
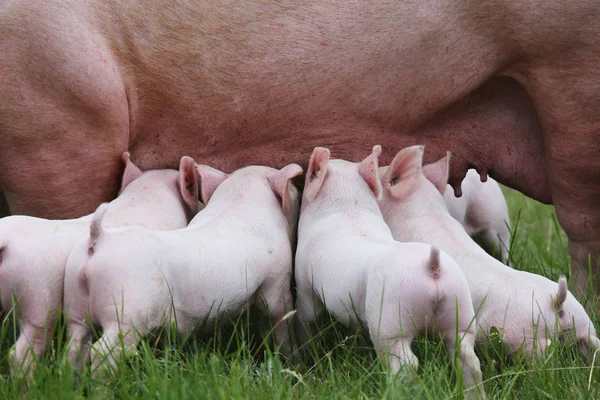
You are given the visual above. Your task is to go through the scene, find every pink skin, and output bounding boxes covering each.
[295,146,484,397]
[381,166,512,265]
[0,1,599,300]
[378,146,600,358]
[0,153,199,378]
[443,170,511,265]
[63,164,302,378]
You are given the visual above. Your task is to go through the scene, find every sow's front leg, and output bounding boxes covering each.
[0,4,129,218]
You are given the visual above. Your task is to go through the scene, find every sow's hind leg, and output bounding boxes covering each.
[0,5,129,219]
[517,54,600,309]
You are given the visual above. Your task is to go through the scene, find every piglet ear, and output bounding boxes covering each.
[358,145,382,199]
[304,147,330,202]
[382,145,425,193]
[423,151,451,195]
[268,163,303,213]
[178,156,199,215]
[119,152,143,194]
[196,164,228,204]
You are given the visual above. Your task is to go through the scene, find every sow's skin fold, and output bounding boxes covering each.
[63,163,302,378]
[0,153,199,379]
[295,145,485,399]
[378,145,600,359]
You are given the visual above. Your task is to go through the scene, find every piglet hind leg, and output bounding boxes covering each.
[366,306,419,376]
[65,319,94,373]
[435,269,484,398]
[255,277,297,361]
[371,334,419,379]
[90,323,145,380]
[364,283,424,382]
[9,321,53,380]
[293,285,325,358]
[443,330,485,400]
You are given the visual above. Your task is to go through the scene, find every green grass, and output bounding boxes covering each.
[0,187,598,399]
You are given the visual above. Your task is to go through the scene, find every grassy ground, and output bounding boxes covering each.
[0,187,598,399]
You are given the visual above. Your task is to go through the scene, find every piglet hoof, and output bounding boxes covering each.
[8,346,34,390]
[465,383,487,400]
[285,347,303,367]
[391,365,418,387]
[288,343,313,367]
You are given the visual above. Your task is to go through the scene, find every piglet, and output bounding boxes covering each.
[378,146,599,358]
[0,152,199,377]
[295,146,484,398]
[444,170,511,264]
[63,163,302,377]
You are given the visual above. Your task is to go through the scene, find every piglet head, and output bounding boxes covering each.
[195,164,228,204]
[301,144,384,226]
[303,145,383,203]
[268,163,304,238]
[549,276,600,362]
[380,145,451,203]
[378,145,452,226]
[111,155,201,229]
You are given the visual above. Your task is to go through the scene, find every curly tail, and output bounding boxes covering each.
[554,275,568,313]
[88,203,109,255]
[429,247,441,280]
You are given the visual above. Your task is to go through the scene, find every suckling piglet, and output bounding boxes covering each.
[63,163,302,377]
[0,153,199,376]
[378,145,599,358]
[295,145,484,397]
